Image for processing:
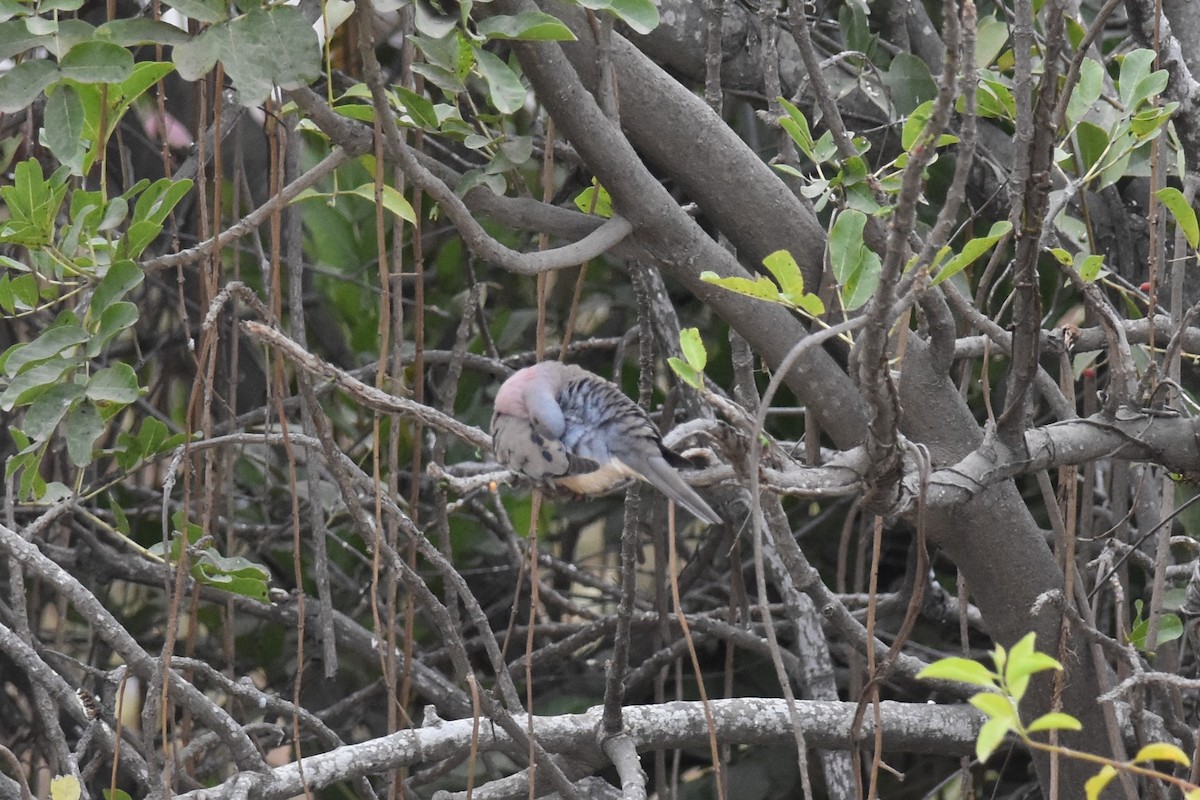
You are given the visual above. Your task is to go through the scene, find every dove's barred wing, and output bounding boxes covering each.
[556,370,721,524]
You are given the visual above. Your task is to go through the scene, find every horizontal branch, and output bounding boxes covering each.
[240,321,493,450]
[764,411,1200,514]
[173,698,983,800]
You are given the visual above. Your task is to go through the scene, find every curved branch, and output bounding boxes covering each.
[286,87,633,274]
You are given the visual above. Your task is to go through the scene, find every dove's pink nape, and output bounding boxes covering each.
[493,365,542,417]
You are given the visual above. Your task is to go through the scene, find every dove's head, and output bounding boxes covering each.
[493,362,570,436]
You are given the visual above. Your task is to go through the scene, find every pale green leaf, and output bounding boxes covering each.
[916,657,998,688]
[1085,765,1118,800]
[976,717,1010,763]
[349,184,416,224]
[762,250,805,300]
[969,691,1017,723]
[1026,712,1083,734]
[50,775,81,800]
[1078,254,1104,282]
[679,327,706,371]
[574,184,613,217]
[701,271,785,304]
[1133,742,1191,765]
[668,358,702,390]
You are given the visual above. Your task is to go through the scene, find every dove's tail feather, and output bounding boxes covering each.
[634,454,721,525]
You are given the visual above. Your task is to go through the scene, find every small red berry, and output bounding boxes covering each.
[1139,282,1152,292]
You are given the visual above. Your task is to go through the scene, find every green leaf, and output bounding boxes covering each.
[1154,187,1199,249]
[95,18,192,46]
[761,250,806,301]
[1067,58,1103,125]
[394,86,439,129]
[1128,70,1169,111]
[176,7,319,105]
[828,209,880,310]
[0,59,59,114]
[86,363,140,404]
[10,273,39,310]
[348,183,416,223]
[1117,49,1156,108]
[42,83,88,176]
[64,400,104,466]
[0,19,48,61]
[778,97,816,162]
[573,183,613,217]
[132,177,193,226]
[1084,765,1118,800]
[476,11,576,41]
[22,382,85,441]
[667,357,702,390]
[930,221,1012,286]
[1004,638,1061,702]
[192,550,271,602]
[969,76,1016,121]
[901,99,957,150]
[885,54,937,118]
[679,327,706,371]
[121,220,162,259]
[969,691,1017,722]
[88,301,139,356]
[5,326,90,376]
[50,775,81,800]
[1072,120,1108,177]
[163,0,228,23]
[577,0,659,34]
[974,15,1010,69]
[118,62,177,108]
[794,292,826,317]
[59,40,135,83]
[108,495,131,536]
[171,27,220,80]
[700,271,786,304]
[916,657,998,687]
[975,716,1010,763]
[474,48,526,114]
[1026,711,1082,734]
[1078,254,1104,282]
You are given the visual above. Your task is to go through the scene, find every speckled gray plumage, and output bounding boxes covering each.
[491,362,720,524]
